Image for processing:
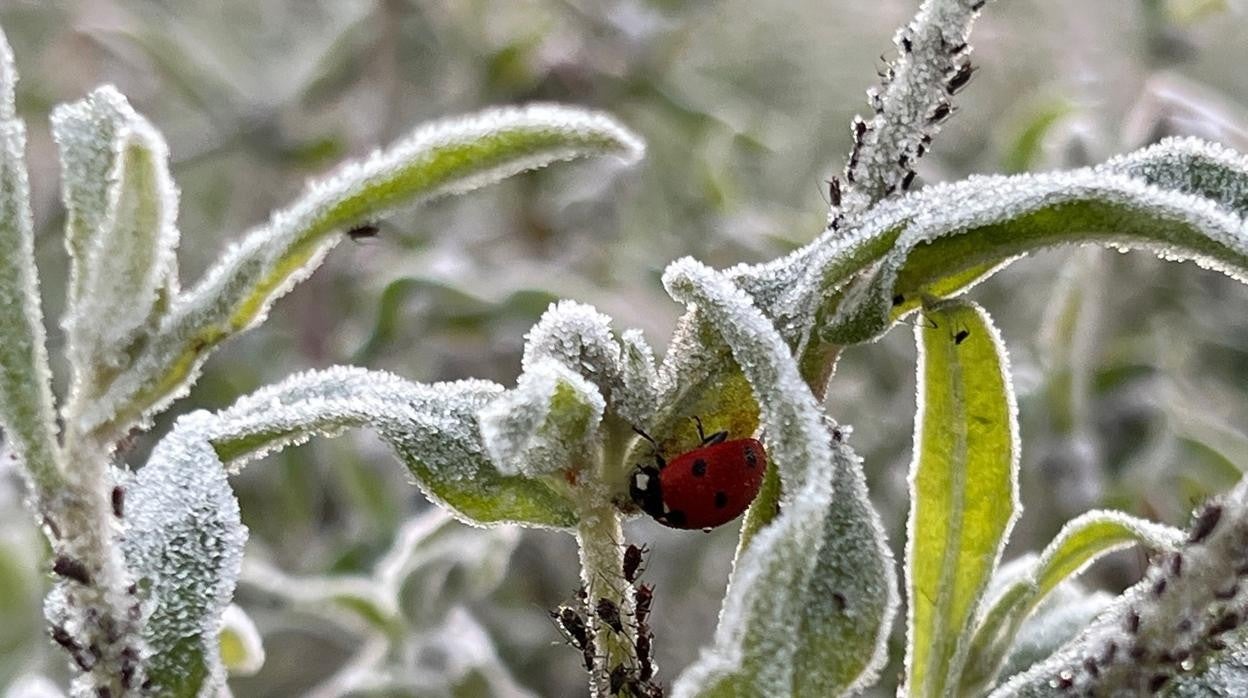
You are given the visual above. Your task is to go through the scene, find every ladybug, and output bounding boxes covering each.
[629,418,767,531]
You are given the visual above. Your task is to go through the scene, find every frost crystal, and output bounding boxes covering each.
[478,358,605,477]
[663,258,837,696]
[992,475,1248,696]
[55,86,180,386]
[122,411,246,696]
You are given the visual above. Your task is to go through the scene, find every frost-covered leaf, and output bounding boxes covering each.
[616,328,660,426]
[960,512,1184,694]
[0,25,59,492]
[789,432,898,696]
[122,411,247,697]
[478,358,604,477]
[218,604,265,677]
[992,474,1248,696]
[993,584,1115,684]
[819,138,1248,345]
[53,86,179,382]
[1167,629,1248,696]
[80,105,644,440]
[662,259,836,697]
[906,300,1020,698]
[3,674,66,698]
[207,366,578,528]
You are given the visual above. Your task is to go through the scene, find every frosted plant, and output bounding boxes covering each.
[3,0,1248,696]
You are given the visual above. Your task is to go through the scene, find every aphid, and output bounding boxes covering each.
[852,116,869,142]
[1211,611,1241,635]
[53,556,92,586]
[551,606,590,649]
[111,485,125,519]
[929,102,953,124]
[892,293,906,306]
[1214,582,1238,600]
[945,63,976,95]
[901,170,917,191]
[1189,504,1223,543]
[1083,657,1099,678]
[1148,674,1170,692]
[954,328,970,345]
[596,597,625,634]
[637,631,655,681]
[623,544,648,585]
[901,35,913,53]
[634,583,654,625]
[347,223,379,242]
[51,625,81,654]
[1126,609,1141,634]
[1153,578,1167,598]
[629,419,768,531]
[1100,640,1117,665]
[971,0,985,10]
[1170,552,1183,577]
[827,177,842,207]
[866,87,883,113]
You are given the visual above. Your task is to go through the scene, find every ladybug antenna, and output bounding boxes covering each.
[691,416,729,446]
[632,426,659,450]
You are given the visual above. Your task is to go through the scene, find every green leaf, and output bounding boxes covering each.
[992,475,1248,696]
[478,358,605,477]
[0,26,60,493]
[207,366,578,529]
[906,299,1020,698]
[218,605,265,677]
[81,104,644,440]
[53,86,180,380]
[959,512,1183,694]
[662,258,838,697]
[123,412,247,697]
[821,139,1248,346]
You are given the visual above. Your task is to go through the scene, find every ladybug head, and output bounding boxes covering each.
[629,465,665,520]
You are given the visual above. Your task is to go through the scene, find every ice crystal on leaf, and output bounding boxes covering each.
[663,259,895,697]
[53,86,180,391]
[205,365,578,529]
[122,411,246,697]
[479,358,605,478]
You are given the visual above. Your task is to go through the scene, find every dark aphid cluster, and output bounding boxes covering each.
[346,223,380,242]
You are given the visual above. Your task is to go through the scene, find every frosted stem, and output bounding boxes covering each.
[831,0,989,232]
[49,439,144,696]
[575,501,636,697]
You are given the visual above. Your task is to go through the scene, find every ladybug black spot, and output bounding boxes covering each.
[665,510,687,528]
[691,459,708,477]
[714,491,728,508]
[744,448,758,468]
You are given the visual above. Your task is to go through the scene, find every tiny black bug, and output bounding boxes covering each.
[596,597,625,634]
[111,485,125,519]
[623,544,649,584]
[901,170,917,191]
[827,177,842,207]
[1189,504,1223,543]
[929,102,953,124]
[901,35,913,53]
[954,328,969,345]
[53,556,92,586]
[945,63,976,95]
[347,223,380,242]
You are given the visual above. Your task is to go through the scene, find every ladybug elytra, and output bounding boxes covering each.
[628,418,767,531]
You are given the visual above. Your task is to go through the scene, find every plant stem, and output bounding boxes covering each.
[575,499,635,697]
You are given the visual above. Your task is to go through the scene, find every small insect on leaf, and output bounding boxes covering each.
[346,223,380,242]
[623,543,649,584]
[53,556,92,586]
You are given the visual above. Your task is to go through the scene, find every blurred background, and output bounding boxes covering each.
[0,0,1246,695]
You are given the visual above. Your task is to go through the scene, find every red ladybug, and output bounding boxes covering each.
[629,418,767,531]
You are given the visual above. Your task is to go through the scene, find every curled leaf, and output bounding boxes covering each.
[81,104,644,440]
[478,358,605,477]
[663,258,835,697]
[208,366,578,529]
